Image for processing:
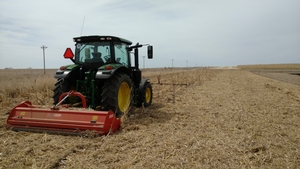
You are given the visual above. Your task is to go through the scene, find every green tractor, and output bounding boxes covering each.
[53,35,153,117]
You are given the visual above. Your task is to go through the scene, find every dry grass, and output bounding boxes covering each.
[237,63,300,70]
[0,67,299,168]
[0,69,56,114]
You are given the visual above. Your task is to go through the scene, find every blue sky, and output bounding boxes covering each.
[0,0,299,69]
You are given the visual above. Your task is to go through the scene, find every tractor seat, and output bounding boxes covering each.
[87,52,104,63]
[92,52,102,58]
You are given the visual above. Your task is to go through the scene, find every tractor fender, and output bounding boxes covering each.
[54,70,71,79]
[54,65,79,79]
[95,66,130,79]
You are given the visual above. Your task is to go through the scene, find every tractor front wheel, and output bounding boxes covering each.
[137,82,153,108]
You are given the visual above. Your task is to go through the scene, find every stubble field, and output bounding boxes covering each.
[0,64,299,168]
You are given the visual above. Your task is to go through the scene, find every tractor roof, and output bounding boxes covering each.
[73,35,132,45]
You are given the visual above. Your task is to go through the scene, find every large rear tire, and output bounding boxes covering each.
[52,78,70,104]
[101,73,132,117]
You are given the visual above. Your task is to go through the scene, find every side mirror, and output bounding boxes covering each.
[147,46,153,59]
[63,48,74,59]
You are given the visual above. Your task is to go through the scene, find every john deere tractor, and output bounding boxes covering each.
[53,35,153,117]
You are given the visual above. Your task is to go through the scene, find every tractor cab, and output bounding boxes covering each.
[71,36,133,69]
[63,36,153,70]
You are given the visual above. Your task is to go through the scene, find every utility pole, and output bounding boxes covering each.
[186,60,188,68]
[142,56,145,69]
[172,59,174,68]
[41,45,47,74]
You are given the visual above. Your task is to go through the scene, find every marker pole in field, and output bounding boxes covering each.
[41,45,47,74]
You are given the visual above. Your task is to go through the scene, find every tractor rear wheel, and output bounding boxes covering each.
[53,78,70,104]
[101,73,132,117]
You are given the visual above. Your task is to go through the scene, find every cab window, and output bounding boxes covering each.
[75,42,111,64]
[114,43,128,66]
